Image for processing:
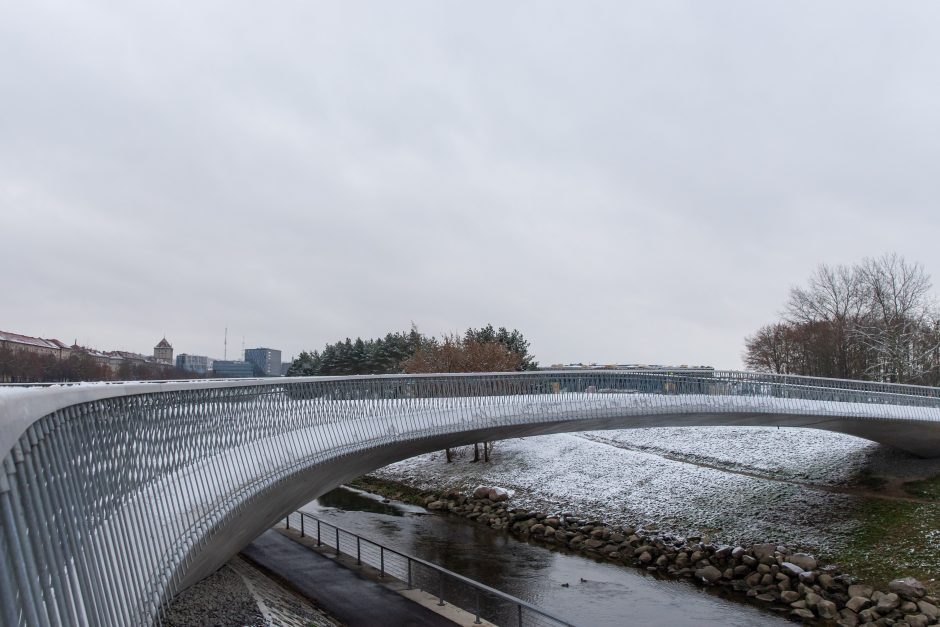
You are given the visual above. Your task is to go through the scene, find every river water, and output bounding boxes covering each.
[302,486,792,627]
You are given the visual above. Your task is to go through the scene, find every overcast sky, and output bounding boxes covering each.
[2,2,940,368]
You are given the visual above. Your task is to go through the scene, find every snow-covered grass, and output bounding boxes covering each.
[371,426,940,589]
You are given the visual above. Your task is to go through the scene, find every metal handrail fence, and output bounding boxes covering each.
[281,510,575,627]
[2,370,940,626]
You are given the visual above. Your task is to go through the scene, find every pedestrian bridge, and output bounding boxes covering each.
[2,370,939,626]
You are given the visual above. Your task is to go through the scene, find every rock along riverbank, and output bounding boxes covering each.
[352,476,939,627]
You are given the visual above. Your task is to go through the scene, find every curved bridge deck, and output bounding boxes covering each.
[1,370,939,625]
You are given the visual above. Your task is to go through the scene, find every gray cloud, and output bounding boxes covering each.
[3,1,940,368]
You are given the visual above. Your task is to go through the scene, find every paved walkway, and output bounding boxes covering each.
[241,530,456,627]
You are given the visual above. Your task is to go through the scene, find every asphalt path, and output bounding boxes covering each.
[241,530,454,627]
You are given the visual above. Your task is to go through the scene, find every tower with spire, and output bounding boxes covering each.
[154,337,173,364]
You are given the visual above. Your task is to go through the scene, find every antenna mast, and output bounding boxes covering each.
[224,327,228,360]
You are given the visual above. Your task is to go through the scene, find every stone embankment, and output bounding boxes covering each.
[418,485,939,627]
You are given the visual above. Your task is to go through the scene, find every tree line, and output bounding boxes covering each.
[287,324,538,377]
[288,324,538,463]
[744,253,940,385]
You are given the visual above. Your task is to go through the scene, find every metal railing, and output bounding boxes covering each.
[281,510,574,627]
[1,370,940,626]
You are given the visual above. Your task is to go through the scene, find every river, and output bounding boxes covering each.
[302,486,792,627]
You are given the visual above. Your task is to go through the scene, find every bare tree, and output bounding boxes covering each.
[743,323,796,373]
[855,254,940,383]
[744,254,940,385]
[786,262,866,378]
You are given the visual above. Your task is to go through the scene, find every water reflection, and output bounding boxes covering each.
[304,487,791,627]
[315,485,424,516]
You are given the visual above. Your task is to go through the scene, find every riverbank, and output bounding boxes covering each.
[353,476,939,626]
[365,428,940,591]
[354,427,940,624]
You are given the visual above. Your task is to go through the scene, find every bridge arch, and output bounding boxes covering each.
[1,370,939,625]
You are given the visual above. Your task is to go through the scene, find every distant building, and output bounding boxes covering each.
[69,344,121,373]
[154,338,173,364]
[0,330,71,360]
[105,350,174,374]
[212,360,254,378]
[176,354,213,375]
[245,347,282,377]
[281,361,292,376]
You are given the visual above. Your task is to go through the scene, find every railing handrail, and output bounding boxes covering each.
[289,510,576,627]
[4,369,939,476]
[4,367,940,392]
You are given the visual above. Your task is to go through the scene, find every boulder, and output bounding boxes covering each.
[751,543,777,561]
[859,608,879,623]
[890,578,927,601]
[818,573,837,591]
[781,591,801,603]
[817,599,838,620]
[876,593,900,614]
[905,615,929,627]
[492,488,509,501]
[849,584,874,599]
[916,600,938,620]
[838,608,860,627]
[781,562,806,577]
[846,596,872,613]
[696,565,722,583]
[788,553,818,571]
[902,601,920,614]
[791,608,815,620]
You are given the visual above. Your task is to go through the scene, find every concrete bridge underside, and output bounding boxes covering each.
[182,407,940,590]
[1,371,939,626]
